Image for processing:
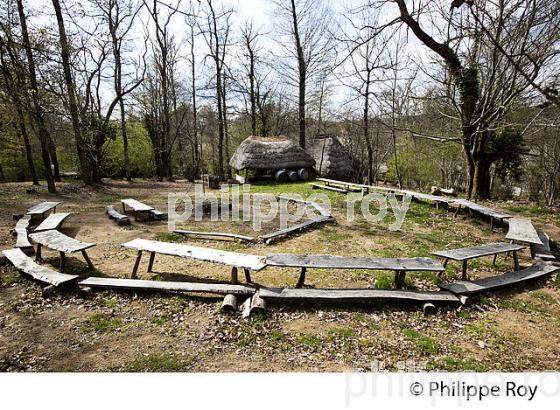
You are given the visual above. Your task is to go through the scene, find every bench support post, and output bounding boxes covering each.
[394,271,405,289]
[243,268,252,283]
[461,260,468,280]
[492,254,498,266]
[512,250,520,270]
[147,252,156,273]
[35,243,42,262]
[131,251,143,279]
[296,267,307,288]
[82,250,94,269]
[59,252,66,272]
[231,266,238,285]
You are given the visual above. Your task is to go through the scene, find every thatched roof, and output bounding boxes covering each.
[230,136,315,170]
[310,135,356,179]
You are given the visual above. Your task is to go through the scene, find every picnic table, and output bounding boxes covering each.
[120,199,154,221]
[29,230,96,272]
[122,238,267,283]
[432,242,525,280]
[265,253,445,289]
[26,202,60,219]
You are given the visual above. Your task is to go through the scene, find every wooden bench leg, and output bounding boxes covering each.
[442,258,449,268]
[231,267,238,285]
[513,250,520,270]
[461,260,468,280]
[244,268,252,283]
[131,250,143,279]
[453,206,461,218]
[490,217,494,232]
[82,250,94,269]
[147,252,156,273]
[122,203,126,214]
[59,252,66,272]
[296,267,307,288]
[492,254,498,267]
[35,243,42,262]
[394,271,405,289]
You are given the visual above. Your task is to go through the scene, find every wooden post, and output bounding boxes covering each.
[59,251,66,272]
[442,258,449,268]
[35,243,42,262]
[513,250,520,270]
[131,250,143,279]
[82,250,94,269]
[243,268,252,283]
[453,205,461,218]
[231,266,238,285]
[461,260,468,280]
[394,271,405,289]
[490,217,494,232]
[296,267,307,288]
[492,254,498,266]
[147,252,156,273]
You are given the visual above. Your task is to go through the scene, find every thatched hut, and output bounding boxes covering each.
[310,135,356,179]
[230,136,315,181]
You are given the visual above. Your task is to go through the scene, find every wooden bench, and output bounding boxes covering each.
[450,199,511,230]
[121,199,154,221]
[29,230,96,272]
[13,215,33,250]
[400,190,453,209]
[264,253,445,289]
[310,183,350,194]
[439,262,560,295]
[531,230,555,260]
[174,230,256,243]
[149,209,168,221]
[316,178,402,195]
[106,205,130,226]
[122,238,267,283]
[34,212,71,232]
[432,242,525,280]
[505,218,543,250]
[2,248,79,287]
[258,216,332,244]
[26,201,61,219]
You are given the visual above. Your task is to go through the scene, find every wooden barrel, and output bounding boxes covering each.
[274,169,288,183]
[297,168,310,181]
[287,170,299,182]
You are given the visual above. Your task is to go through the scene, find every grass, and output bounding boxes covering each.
[88,313,124,333]
[297,334,322,349]
[102,298,119,309]
[497,298,544,313]
[150,314,170,325]
[435,356,489,372]
[123,353,193,372]
[154,232,184,243]
[0,270,21,286]
[555,274,560,290]
[403,328,439,354]
[327,327,356,339]
[374,273,394,289]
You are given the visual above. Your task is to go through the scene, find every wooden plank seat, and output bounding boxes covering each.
[150,209,168,221]
[259,287,466,304]
[309,183,349,194]
[13,215,33,250]
[105,205,130,226]
[450,199,511,230]
[122,238,267,283]
[315,178,403,195]
[439,262,560,295]
[264,253,445,289]
[432,242,525,280]
[258,216,332,244]
[174,229,256,243]
[531,230,555,260]
[34,212,71,232]
[400,190,453,209]
[79,277,256,295]
[29,230,96,272]
[120,198,154,221]
[26,201,61,219]
[505,218,543,247]
[2,248,79,287]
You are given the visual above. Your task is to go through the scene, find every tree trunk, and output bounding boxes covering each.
[290,0,306,148]
[15,108,39,185]
[16,0,56,193]
[472,157,492,200]
[47,134,61,182]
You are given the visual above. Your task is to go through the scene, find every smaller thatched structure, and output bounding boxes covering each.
[230,136,315,171]
[310,135,356,179]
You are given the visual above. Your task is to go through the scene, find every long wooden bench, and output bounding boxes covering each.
[122,238,267,283]
[174,229,256,243]
[259,287,467,304]
[505,218,543,248]
[310,183,350,194]
[106,205,130,226]
[439,262,560,295]
[531,230,555,260]
[2,248,79,287]
[13,215,33,250]
[26,201,61,219]
[264,253,445,289]
[450,199,511,230]
[121,198,154,221]
[29,230,96,272]
[258,216,332,244]
[79,277,256,295]
[432,242,525,280]
[34,212,71,232]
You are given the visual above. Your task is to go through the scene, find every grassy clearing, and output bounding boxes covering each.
[403,328,439,354]
[123,353,193,372]
[87,313,124,333]
[297,334,323,349]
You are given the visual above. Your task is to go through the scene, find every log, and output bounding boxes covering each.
[78,286,93,298]
[249,292,266,317]
[422,303,437,315]
[221,294,238,313]
[241,297,252,319]
[41,285,56,298]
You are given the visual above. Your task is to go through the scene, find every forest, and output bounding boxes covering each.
[0,0,559,203]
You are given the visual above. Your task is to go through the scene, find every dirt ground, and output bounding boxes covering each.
[0,179,559,372]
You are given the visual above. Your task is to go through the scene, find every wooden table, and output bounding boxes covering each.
[432,242,525,280]
[265,253,445,289]
[120,199,154,221]
[29,230,96,272]
[26,202,61,219]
